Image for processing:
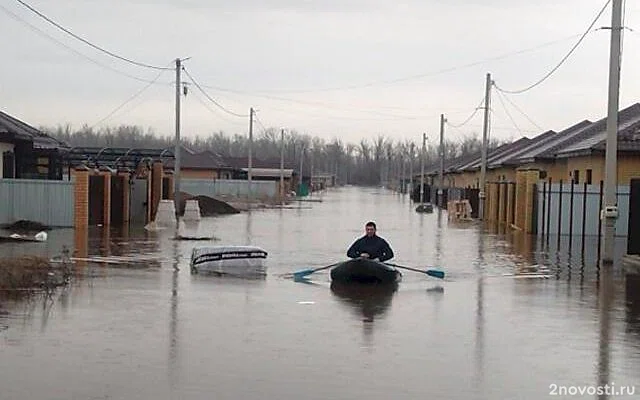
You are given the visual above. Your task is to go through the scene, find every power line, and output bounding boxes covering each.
[91,68,170,128]
[493,87,543,130]
[495,89,524,137]
[203,33,585,95]
[253,114,268,134]
[14,0,172,71]
[188,90,247,127]
[198,82,428,120]
[182,67,249,118]
[0,4,167,85]
[446,97,485,128]
[494,0,611,94]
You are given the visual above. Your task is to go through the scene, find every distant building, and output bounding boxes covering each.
[0,110,68,179]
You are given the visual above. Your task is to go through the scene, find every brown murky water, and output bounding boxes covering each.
[1,186,639,399]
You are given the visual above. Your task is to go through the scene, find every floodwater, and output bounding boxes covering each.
[1,186,640,400]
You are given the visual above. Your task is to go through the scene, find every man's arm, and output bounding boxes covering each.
[377,238,394,262]
[347,237,363,258]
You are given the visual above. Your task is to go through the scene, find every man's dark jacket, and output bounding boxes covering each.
[347,235,394,262]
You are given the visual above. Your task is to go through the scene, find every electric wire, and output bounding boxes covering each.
[446,97,486,128]
[91,67,170,128]
[494,0,611,94]
[492,86,543,131]
[14,0,172,70]
[495,89,524,137]
[0,4,166,85]
[182,67,249,118]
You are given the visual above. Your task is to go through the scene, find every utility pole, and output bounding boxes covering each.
[409,143,415,200]
[439,114,446,208]
[420,133,426,204]
[173,57,182,227]
[479,72,492,220]
[280,128,285,205]
[602,0,623,265]
[248,107,254,205]
[299,145,304,196]
[402,154,406,195]
[310,147,315,197]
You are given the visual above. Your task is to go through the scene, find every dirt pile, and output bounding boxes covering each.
[4,220,50,233]
[177,192,240,216]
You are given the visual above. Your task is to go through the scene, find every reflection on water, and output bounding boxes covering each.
[330,281,397,323]
[1,186,639,400]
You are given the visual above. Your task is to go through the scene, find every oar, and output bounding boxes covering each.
[384,263,445,279]
[291,262,341,279]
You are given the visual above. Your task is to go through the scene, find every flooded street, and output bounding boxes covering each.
[1,186,640,399]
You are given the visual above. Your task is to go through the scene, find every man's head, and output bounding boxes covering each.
[365,221,377,237]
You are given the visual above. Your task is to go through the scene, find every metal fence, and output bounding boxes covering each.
[180,179,277,199]
[0,179,74,227]
[537,180,630,238]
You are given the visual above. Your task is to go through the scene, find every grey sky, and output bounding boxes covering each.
[1,0,638,146]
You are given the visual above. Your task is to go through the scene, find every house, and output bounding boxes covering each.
[0,110,68,179]
[163,146,234,180]
[222,156,297,196]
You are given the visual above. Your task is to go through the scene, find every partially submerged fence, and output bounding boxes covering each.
[537,180,630,257]
[0,178,74,227]
[180,179,277,199]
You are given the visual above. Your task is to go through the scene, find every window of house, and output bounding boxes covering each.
[586,169,592,185]
[2,151,15,178]
[573,170,580,184]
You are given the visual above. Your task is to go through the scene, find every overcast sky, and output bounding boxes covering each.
[1,0,639,146]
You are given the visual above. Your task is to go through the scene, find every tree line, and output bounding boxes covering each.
[44,123,509,185]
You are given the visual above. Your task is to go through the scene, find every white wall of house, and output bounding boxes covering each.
[0,142,15,178]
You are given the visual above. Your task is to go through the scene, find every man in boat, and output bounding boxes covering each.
[346,221,394,262]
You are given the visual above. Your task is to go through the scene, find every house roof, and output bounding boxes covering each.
[456,137,532,172]
[512,120,594,164]
[164,146,227,170]
[223,156,297,170]
[491,130,557,167]
[240,168,294,178]
[555,103,640,158]
[0,110,67,149]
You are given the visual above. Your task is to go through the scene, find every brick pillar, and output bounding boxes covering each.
[486,183,498,222]
[73,225,88,271]
[523,170,540,234]
[150,161,163,221]
[514,170,527,231]
[506,183,515,227]
[498,183,506,224]
[101,226,111,257]
[99,169,112,227]
[74,166,90,228]
[118,171,130,223]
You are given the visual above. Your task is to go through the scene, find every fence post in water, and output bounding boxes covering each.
[597,180,604,263]
[541,180,547,239]
[569,180,575,253]
[557,179,563,249]
[546,177,552,247]
[581,182,587,257]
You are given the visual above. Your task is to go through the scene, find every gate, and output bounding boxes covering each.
[628,179,640,255]
[89,175,104,225]
[110,175,125,225]
[130,178,148,225]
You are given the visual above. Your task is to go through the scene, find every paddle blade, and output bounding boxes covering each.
[426,269,445,279]
[292,269,315,279]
